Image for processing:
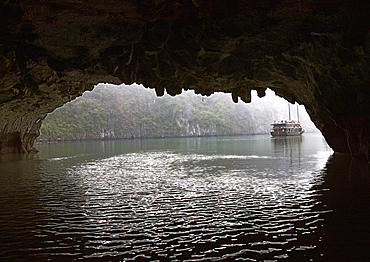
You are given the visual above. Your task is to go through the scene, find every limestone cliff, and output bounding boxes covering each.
[0,0,369,159]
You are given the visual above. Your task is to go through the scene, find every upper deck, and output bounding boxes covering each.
[271,120,302,127]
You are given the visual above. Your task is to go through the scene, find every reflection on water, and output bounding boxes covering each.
[272,136,302,156]
[313,154,370,261]
[0,134,369,261]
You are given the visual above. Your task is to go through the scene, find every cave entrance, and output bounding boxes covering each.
[38,84,319,142]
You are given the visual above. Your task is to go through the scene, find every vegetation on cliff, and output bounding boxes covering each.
[38,84,317,141]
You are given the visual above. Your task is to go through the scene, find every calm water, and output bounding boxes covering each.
[0,134,369,261]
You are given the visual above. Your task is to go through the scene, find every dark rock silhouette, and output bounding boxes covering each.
[0,1,369,160]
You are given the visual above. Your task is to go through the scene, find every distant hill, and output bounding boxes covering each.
[38,84,318,141]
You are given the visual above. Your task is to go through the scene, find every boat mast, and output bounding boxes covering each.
[297,104,300,122]
[288,103,291,120]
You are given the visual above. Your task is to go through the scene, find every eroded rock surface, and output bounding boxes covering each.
[0,0,369,159]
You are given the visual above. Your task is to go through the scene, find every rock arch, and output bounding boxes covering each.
[0,0,369,160]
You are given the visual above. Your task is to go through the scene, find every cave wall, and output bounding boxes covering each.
[0,0,369,159]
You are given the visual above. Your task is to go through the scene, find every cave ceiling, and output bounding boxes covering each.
[0,0,369,160]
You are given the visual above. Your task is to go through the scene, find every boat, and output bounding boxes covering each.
[271,104,305,137]
[270,120,305,137]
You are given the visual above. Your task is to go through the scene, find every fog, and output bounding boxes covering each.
[125,84,320,133]
[247,89,319,133]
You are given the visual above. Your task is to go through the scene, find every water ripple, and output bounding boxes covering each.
[3,151,327,261]
[0,133,341,262]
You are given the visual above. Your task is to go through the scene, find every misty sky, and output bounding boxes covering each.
[114,83,319,133]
